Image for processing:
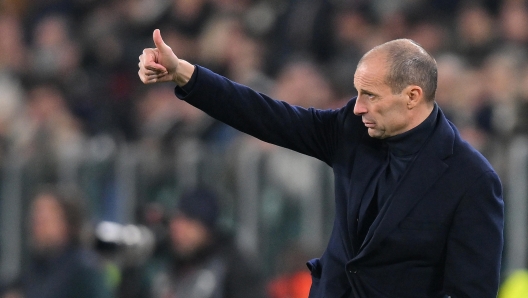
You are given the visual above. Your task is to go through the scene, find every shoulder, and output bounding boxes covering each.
[438,119,501,193]
[451,123,496,175]
[433,108,495,174]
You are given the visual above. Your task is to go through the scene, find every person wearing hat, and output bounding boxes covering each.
[142,187,266,298]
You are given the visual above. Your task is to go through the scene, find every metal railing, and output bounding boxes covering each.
[0,134,334,281]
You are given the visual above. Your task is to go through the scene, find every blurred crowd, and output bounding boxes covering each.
[1,0,528,297]
[0,0,527,160]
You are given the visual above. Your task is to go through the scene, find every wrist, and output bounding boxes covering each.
[175,59,195,87]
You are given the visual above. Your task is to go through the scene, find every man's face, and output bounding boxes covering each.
[353,54,411,139]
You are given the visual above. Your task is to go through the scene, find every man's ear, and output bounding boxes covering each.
[405,85,423,110]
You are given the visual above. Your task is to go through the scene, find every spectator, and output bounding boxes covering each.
[3,187,113,298]
[141,187,266,298]
[454,3,499,67]
[10,84,85,165]
[498,0,528,47]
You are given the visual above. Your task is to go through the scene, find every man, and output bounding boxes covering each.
[138,29,504,297]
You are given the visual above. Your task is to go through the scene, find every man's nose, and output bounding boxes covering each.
[354,98,367,115]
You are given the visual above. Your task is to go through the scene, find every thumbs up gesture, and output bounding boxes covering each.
[138,29,195,86]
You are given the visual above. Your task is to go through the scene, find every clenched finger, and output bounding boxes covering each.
[138,70,168,83]
[138,70,158,84]
[141,49,167,73]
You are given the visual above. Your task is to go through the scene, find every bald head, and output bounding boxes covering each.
[359,39,438,102]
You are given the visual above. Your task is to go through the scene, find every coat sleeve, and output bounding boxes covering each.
[174,65,345,165]
[443,170,504,297]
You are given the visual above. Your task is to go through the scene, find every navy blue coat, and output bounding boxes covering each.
[176,66,504,298]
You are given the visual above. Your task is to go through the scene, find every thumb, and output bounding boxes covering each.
[153,29,171,52]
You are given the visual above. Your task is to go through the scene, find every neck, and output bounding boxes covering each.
[407,102,434,132]
[385,103,438,157]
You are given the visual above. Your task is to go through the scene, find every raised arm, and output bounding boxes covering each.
[138,29,354,165]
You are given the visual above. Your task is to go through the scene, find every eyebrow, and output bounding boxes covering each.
[358,88,377,96]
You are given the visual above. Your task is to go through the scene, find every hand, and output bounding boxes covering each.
[138,29,180,84]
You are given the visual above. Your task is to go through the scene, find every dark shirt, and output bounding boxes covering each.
[380,104,439,206]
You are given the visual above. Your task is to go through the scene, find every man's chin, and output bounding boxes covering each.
[367,128,382,139]
[368,129,390,139]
